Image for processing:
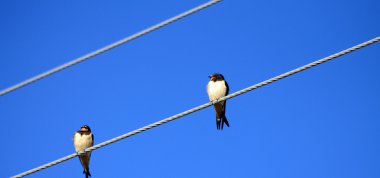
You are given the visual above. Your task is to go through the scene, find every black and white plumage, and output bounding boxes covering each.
[207,73,230,130]
[73,125,94,178]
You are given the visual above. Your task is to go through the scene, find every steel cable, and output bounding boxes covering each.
[11,36,380,178]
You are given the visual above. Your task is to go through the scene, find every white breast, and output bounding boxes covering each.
[73,132,93,152]
[207,80,227,101]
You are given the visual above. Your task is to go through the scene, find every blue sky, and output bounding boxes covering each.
[1,0,379,177]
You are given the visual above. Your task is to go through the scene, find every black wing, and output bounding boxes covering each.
[91,134,94,146]
[221,80,230,129]
[222,80,229,110]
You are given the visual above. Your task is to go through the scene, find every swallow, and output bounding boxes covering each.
[207,73,230,130]
[74,125,94,178]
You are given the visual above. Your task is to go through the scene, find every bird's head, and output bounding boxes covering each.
[80,125,91,132]
[209,73,225,82]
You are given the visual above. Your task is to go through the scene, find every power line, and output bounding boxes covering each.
[0,0,222,97]
[11,36,380,178]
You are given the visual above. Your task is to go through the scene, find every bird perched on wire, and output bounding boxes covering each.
[74,125,94,178]
[207,73,230,130]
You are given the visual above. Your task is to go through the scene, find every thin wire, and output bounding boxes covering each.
[0,0,222,97]
[11,36,380,178]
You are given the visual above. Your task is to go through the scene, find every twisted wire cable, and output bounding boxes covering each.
[0,0,222,96]
[11,36,380,178]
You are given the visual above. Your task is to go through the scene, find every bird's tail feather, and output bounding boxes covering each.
[83,170,91,178]
[221,115,230,130]
[216,118,221,130]
[216,115,229,130]
[222,116,230,130]
[220,101,229,130]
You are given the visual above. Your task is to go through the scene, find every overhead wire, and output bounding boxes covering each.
[0,0,222,96]
[11,36,380,178]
